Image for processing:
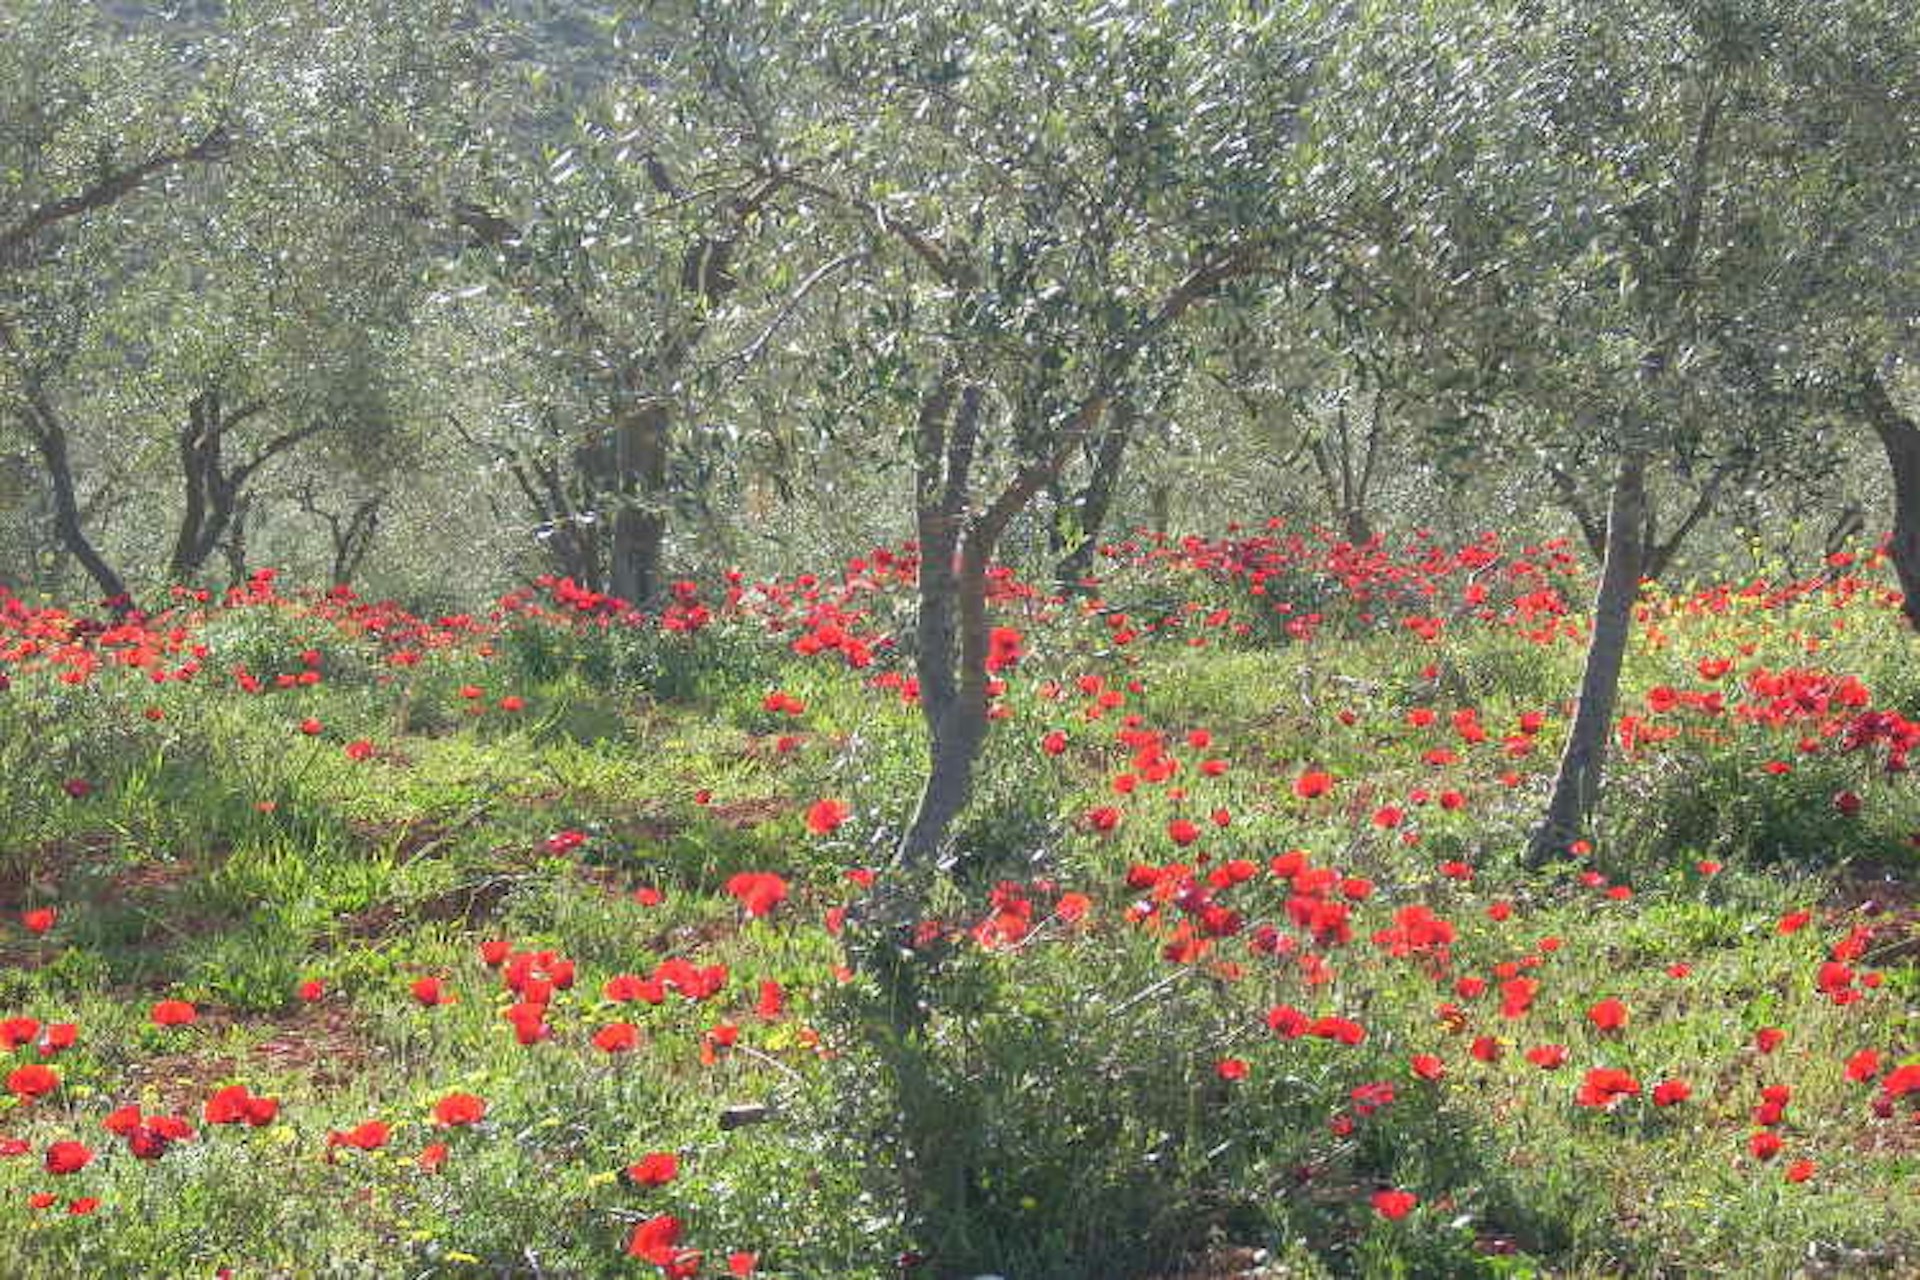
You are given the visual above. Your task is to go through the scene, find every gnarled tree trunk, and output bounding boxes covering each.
[0,315,133,613]
[169,389,319,584]
[30,405,132,613]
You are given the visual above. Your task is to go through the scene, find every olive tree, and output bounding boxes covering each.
[766,0,1316,875]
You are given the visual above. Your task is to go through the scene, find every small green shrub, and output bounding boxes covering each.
[499,615,778,704]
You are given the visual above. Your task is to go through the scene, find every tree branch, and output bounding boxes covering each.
[228,417,330,491]
[1546,462,1607,561]
[779,173,973,287]
[1643,457,1739,581]
[0,125,230,263]
[711,250,869,371]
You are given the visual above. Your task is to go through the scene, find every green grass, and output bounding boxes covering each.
[0,555,1914,1277]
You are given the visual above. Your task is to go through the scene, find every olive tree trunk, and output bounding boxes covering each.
[1051,400,1137,593]
[1527,449,1647,865]
[899,380,990,868]
[1863,370,1920,630]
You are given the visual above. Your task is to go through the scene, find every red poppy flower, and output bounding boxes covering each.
[1371,1189,1418,1220]
[145,1114,192,1142]
[299,717,323,736]
[1754,1027,1785,1054]
[1754,1084,1791,1127]
[504,1002,551,1045]
[411,976,455,1006]
[627,1213,685,1263]
[1470,1036,1501,1063]
[1410,1054,1445,1082]
[1881,1063,1920,1097]
[1846,1049,1882,1083]
[1651,1078,1691,1106]
[1749,1130,1783,1161]
[128,1126,173,1160]
[1167,819,1201,847]
[542,829,587,855]
[1041,730,1068,756]
[1784,1159,1816,1183]
[204,1084,277,1126]
[1266,1005,1310,1039]
[603,974,659,1004]
[432,1093,487,1128]
[419,1142,449,1173]
[21,908,56,935]
[1525,1044,1569,1070]
[806,798,849,835]
[296,979,325,1002]
[7,1064,58,1101]
[1293,769,1335,800]
[594,1023,641,1054]
[1574,1067,1641,1108]
[725,872,790,918]
[1306,1016,1366,1046]
[728,1254,759,1278]
[151,999,197,1027]
[1215,1058,1249,1082]
[627,1152,680,1186]
[699,1021,740,1065]
[1499,977,1539,1019]
[44,1141,92,1175]
[327,1120,390,1152]
[1586,998,1628,1033]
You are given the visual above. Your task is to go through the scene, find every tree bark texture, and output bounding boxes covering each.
[607,400,670,606]
[899,378,989,869]
[29,405,132,612]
